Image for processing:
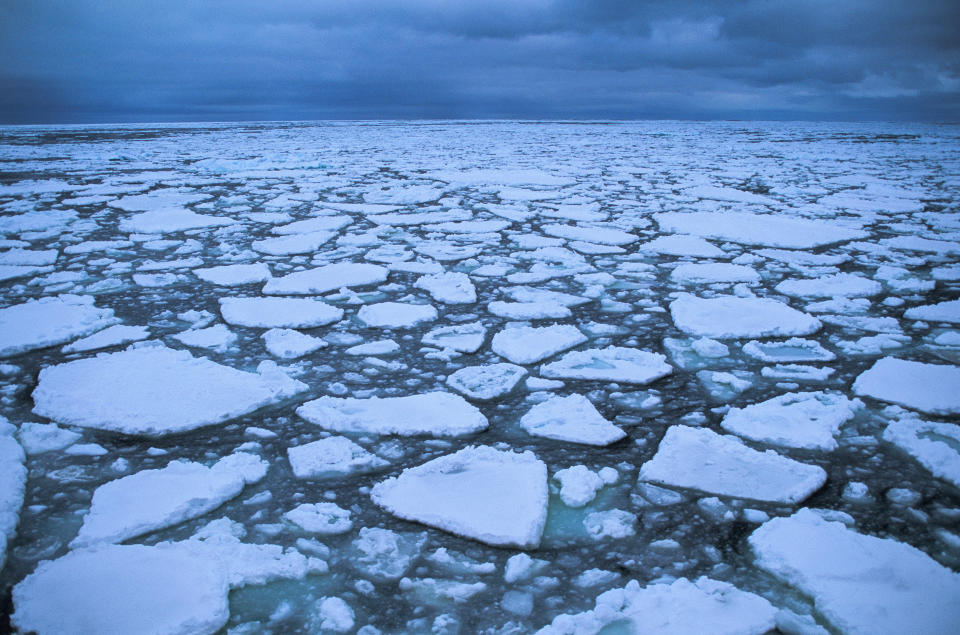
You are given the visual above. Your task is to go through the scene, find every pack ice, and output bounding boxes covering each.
[0,295,117,358]
[853,357,960,415]
[32,344,307,435]
[670,294,821,339]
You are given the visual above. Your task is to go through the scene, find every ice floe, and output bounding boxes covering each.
[882,414,960,488]
[670,294,821,339]
[655,211,867,248]
[0,295,117,358]
[220,296,343,328]
[0,420,26,571]
[414,271,477,304]
[287,436,389,479]
[520,394,625,446]
[446,363,527,400]
[491,324,587,365]
[540,346,672,385]
[853,357,960,415]
[262,262,388,295]
[721,391,862,451]
[357,302,438,328]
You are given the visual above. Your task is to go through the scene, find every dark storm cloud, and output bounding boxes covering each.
[0,0,957,123]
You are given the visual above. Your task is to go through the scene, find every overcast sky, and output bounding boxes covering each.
[1,0,958,124]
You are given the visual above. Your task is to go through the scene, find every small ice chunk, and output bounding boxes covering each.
[297,392,488,437]
[220,297,343,328]
[721,392,862,451]
[357,302,438,328]
[172,324,237,352]
[252,231,335,255]
[750,508,960,635]
[853,357,960,415]
[16,421,81,454]
[553,465,606,507]
[583,510,636,539]
[742,338,835,362]
[0,295,117,358]
[372,446,548,548]
[414,272,477,304]
[491,324,587,365]
[284,503,353,535]
[540,346,672,385]
[345,339,400,356]
[639,425,827,504]
[520,394,625,446]
[690,338,729,358]
[310,597,355,633]
[350,527,426,580]
[262,328,327,359]
[670,294,821,339]
[446,363,527,401]
[422,323,487,353]
[287,436,389,479]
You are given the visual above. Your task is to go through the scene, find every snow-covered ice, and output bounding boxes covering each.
[0,420,26,572]
[262,262,388,295]
[445,363,527,400]
[721,391,862,451]
[220,296,343,328]
[655,211,867,248]
[287,436,389,479]
[491,324,587,365]
[853,357,960,415]
[357,302,438,328]
[0,295,117,357]
[297,392,488,436]
[540,346,672,385]
[520,394,625,445]
[670,294,821,339]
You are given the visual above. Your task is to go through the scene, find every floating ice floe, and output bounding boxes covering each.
[640,234,725,257]
[446,363,527,400]
[349,527,426,581]
[0,420,26,571]
[654,211,867,248]
[488,301,572,320]
[262,328,327,359]
[62,324,150,353]
[414,271,477,304]
[283,502,353,535]
[371,446,548,548]
[422,322,487,353]
[491,324,587,365]
[357,302,438,328]
[541,223,636,246]
[193,263,272,286]
[262,262,389,295]
[882,414,960,488]
[297,392,488,437]
[220,296,343,328]
[853,357,960,415]
[750,508,960,635]
[669,294,821,339]
[272,215,351,234]
[540,346,672,385]
[520,394,625,446]
[0,295,117,358]
[669,263,760,284]
[119,208,234,233]
[721,391,862,451]
[171,324,237,352]
[553,465,618,507]
[32,344,307,436]
[72,452,267,547]
[252,231,336,255]
[741,338,835,362]
[537,576,777,635]
[904,298,960,324]
[775,273,883,298]
[287,436,389,479]
[344,339,399,356]
[639,425,827,503]
[16,420,81,455]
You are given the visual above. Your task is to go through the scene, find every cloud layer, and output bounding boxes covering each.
[1,0,957,123]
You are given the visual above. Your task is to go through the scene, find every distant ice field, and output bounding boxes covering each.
[1,120,959,633]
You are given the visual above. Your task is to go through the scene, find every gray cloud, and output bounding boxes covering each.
[0,0,957,123]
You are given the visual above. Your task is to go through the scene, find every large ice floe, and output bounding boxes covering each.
[669,294,821,339]
[853,357,960,415]
[750,509,960,634]
[372,446,548,548]
[639,425,827,503]
[297,392,488,436]
[219,296,343,328]
[654,211,868,248]
[32,343,307,435]
[262,262,388,295]
[0,295,117,357]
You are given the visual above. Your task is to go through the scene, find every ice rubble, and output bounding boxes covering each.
[639,425,827,503]
[669,294,821,339]
[540,346,673,384]
[491,324,587,365]
[750,509,960,635]
[32,344,307,436]
[372,446,548,548]
[853,357,960,415]
[520,394,626,446]
[219,296,343,328]
[0,294,117,358]
[536,576,776,635]
[297,392,488,436]
[287,435,389,479]
[721,391,862,451]
[72,452,267,547]
[654,211,867,248]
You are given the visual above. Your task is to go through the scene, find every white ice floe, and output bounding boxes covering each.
[344,339,399,356]
[639,425,827,503]
[357,302,438,328]
[537,576,776,635]
[349,527,426,581]
[220,296,343,328]
[750,508,960,635]
[742,338,835,362]
[520,394,625,446]
[488,301,572,320]
[775,273,882,298]
[0,248,58,266]
[670,263,760,284]
[553,465,617,507]
[62,324,150,353]
[422,323,487,353]
[372,446,548,548]
[16,421,81,454]
[541,223,636,246]
[640,234,725,257]
[287,436,389,479]
[540,346,672,385]
[252,231,336,255]
[262,328,327,359]
[491,324,587,365]
[119,208,233,234]
[446,363,527,400]
[171,324,237,352]
[72,452,267,547]
[882,415,960,488]
[721,391,862,451]
[0,295,117,358]
[904,299,960,324]
[669,294,821,339]
[853,357,960,415]
[0,420,26,572]
[654,211,867,248]
[262,262,388,295]
[414,271,477,304]
[33,344,307,436]
[297,392,488,437]
[194,263,272,286]
[283,502,353,535]
[272,215,351,234]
